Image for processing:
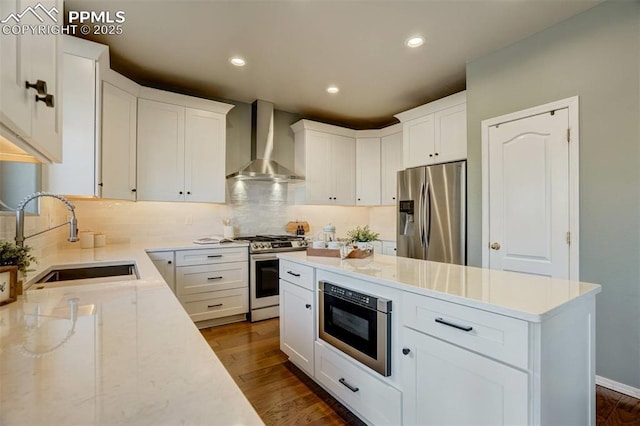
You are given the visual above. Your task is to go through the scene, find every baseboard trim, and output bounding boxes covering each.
[596,375,640,399]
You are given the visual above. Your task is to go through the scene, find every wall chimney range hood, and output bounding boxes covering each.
[226,100,304,183]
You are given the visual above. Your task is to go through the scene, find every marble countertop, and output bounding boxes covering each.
[278,251,601,322]
[0,241,262,425]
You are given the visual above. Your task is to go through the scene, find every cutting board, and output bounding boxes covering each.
[286,221,310,235]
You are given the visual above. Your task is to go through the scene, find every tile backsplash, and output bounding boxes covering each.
[1,182,394,253]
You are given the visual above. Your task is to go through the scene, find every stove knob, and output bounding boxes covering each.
[259,243,266,248]
[252,243,259,250]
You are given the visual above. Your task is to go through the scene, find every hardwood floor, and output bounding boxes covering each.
[201,319,640,426]
[200,318,364,426]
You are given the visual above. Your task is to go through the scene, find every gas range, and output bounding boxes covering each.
[239,235,308,254]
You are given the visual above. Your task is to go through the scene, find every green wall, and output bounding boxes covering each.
[466,1,640,387]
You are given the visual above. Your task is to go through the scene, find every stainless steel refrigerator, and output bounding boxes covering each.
[397,161,466,264]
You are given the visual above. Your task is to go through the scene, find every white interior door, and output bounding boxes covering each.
[487,108,570,278]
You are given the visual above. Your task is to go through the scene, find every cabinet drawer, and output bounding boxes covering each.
[402,293,529,369]
[314,342,401,425]
[279,259,314,291]
[180,288,248,322]
[175,247,248,266]
[176,263,248,296]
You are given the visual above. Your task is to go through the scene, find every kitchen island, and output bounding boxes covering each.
[277,251,601,425]
[0,242,262,425]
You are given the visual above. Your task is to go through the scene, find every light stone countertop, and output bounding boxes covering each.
[278,251,601,322]
[0,241,262,426]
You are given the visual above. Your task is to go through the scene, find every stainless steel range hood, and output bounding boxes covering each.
[226,100,304,182]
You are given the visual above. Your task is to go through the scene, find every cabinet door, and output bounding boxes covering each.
[401,328,528,426]
[46,53,96,195]
[382,240,397,256]
[148,251,175,293]
[403,114,434,168]
[331,134,356,205]
[0,0,31,138]
[434,102,467,163]
[381,132,403,205]
[28,0,63,162]
[101,82,137,200]
[137,99,185,201]
[355,137,381,206]
[304,131,333,204]
[184,108,225,202]
[280,280,314,375]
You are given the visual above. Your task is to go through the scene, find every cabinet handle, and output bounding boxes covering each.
[207,303,223,308]
[207,276,223,281]
[179,191,183,195]
[338,378,359,393]
[207,255,223,258]
[392,197,396,200]
[287,271,301,277]
[167,260,172,264]
[402,348,411,355]
[98,182,104,187]
[187,191,191,195]
[435,317,473,332]
[131,189,137,193]
[25,80,47,95]
[357,198,361,201]
[305,304,311,309]
[434,152,439,156]
[35,94,54,108]
[429,154,433,157]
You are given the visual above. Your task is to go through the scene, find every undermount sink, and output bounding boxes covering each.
[32,263,138,290]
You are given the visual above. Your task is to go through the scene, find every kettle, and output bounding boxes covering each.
[316,223,336,243]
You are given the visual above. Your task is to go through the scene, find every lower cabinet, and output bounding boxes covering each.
[180,288,248,322]
[279,279,314,375]
[147,251,176,293]
[315,342,402,425]
[400,327,528,425]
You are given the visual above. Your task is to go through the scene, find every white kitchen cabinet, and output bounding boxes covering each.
[45,36,109,196]
[292,120,356,205]
[175,246,248,327]
[355,137,381,205]
[280,279,315,375]
[100,74,139,200]
[381,240,397,256]
[0,0,63,163]
[148,251,176,293]
[401,327,528,426]
[380,130,403,205]
[395,91,467,169]
[136,89,233,203]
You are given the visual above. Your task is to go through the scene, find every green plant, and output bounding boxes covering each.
[346,225,380,243]
[0,240,36,273]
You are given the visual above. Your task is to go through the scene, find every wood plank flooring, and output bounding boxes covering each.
[201,319,640,426]
[200,318,364,426]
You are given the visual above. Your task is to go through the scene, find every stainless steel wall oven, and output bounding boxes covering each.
[318,280,392,376]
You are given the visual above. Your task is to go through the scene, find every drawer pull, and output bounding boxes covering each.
[435,317,473,332]
[207,255,223,258]
[338,378,359,393]
[286,271,301,277]
[207,276,223,281]
[207,303,223,309]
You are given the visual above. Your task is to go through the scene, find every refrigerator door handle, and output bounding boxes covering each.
[419,182,426,247]
[425,180,432,244]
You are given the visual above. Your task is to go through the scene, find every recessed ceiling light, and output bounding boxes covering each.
[229,57,246,67]
[326,86,340,94]
[406,36,425,48]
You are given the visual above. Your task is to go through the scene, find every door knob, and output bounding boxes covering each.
[490,242,501,250]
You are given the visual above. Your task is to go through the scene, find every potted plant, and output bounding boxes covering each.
[346,225,380,249]
[0,240,36,274]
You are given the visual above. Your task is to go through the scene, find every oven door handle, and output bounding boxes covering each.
[251,254,278,261]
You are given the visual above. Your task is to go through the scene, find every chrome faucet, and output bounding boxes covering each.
[15,192,79,247]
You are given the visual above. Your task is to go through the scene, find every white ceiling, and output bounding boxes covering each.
[66,0,601,129]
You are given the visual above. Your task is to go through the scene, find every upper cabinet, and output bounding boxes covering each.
[0,0,63,163]
[45,36,109,196]
[380,126,403,206]
[292,120,356,206]
[395,91,467,169]
[100,72,139,200]
[355,137,381,206]
[136,88,233,203]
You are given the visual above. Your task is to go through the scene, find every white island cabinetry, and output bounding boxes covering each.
[277,251,599,425]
